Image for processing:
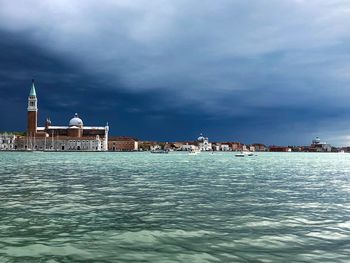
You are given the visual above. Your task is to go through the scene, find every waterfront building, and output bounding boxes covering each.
[229,142,242,151]
[160,142,183,151]
[108,136,138,151]
[138,141,157,151]
[0,133,16,150]
[16,80,109,151]
[309,137,331,152]
[212,143,220,151]
[269,146,292,152]
[248,145,255,152]
[290,146,303,152]
[171,143,184,150]
[197,134,212,151]
[150,144,162,151]
[240,144,248,152]
[163,143,172,151]
[252,143,267,152]
[181,143,198,151]
[220,144,231,151]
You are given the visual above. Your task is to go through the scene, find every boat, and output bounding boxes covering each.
[235,152,246,157]
[189,149,200,155]
[235,151,255,157]
[150,149,169,154]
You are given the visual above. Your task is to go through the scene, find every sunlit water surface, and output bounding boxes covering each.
[1,152,350,262]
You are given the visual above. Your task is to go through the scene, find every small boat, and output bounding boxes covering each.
[189,149,200,155]
[235,151,255,157]
[150,149,169,154]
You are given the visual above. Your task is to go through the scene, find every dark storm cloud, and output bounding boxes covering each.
[0,30,169,137]
[1,0,350,145]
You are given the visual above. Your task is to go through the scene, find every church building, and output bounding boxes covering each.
[16,80,109,151]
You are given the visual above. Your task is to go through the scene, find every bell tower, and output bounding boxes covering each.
[27,79,38,137]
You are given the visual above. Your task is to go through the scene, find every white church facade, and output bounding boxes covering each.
[15,80,109,151]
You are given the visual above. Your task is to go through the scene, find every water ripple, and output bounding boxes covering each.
[1,152,350,262]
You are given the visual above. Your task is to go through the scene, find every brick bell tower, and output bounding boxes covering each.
[27,79,38,137]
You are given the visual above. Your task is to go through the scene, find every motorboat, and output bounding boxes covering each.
[189,149,200,155]
[150,149,169,154]
[235,151,255,157]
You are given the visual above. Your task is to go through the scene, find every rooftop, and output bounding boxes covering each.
[37,126,106,130]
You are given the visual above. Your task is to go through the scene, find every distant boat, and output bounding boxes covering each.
[235,152,245,157]
[235,151,254,157]
[150,149,169,154]
[189,149,200,155]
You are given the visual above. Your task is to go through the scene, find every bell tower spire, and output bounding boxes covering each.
[27,79,38,136]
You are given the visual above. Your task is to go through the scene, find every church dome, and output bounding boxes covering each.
[312,136,321,144]
[69,113,83,127]
[197,134,205,142]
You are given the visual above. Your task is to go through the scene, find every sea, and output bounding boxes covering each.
[1,152,350,263]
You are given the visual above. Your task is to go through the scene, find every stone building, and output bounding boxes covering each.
[181,143,198,151]
[309,137,331,152]
[0,133,16,150]
[252,143,267,152]
[220,144,231,151]
[229,142,242,151]
[197,134,212,151]
[108,136,138,151]
[16,80,109,151]
[269,146,292,152]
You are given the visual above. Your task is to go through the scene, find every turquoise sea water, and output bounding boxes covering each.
[1,152,350,262]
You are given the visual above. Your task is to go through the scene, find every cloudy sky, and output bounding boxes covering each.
[1,0,350,145]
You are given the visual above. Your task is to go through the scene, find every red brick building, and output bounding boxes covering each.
[269,146,291,152]
[108,136,138,151]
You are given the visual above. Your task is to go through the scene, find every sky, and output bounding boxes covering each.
[0,0,350,145]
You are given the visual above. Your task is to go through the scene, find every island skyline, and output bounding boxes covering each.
[0,79,349,148]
